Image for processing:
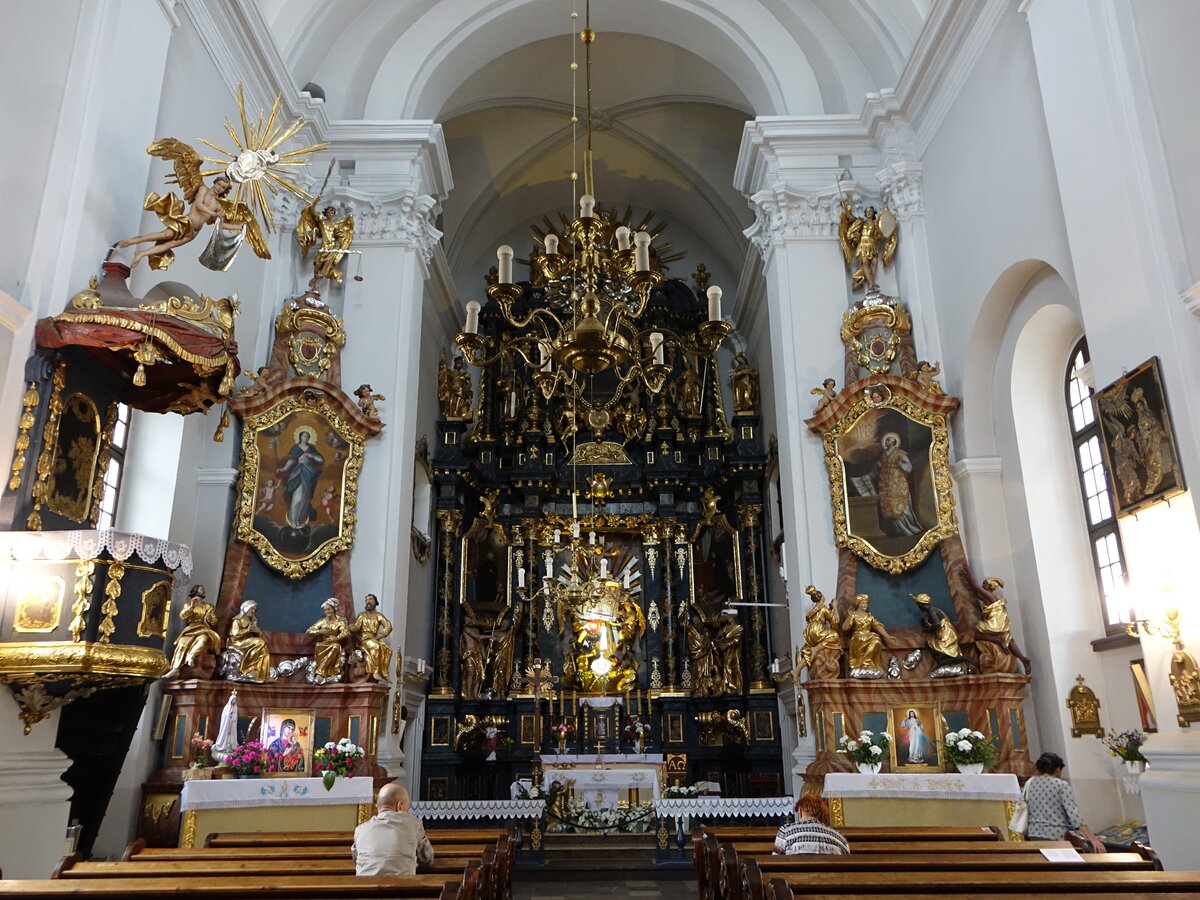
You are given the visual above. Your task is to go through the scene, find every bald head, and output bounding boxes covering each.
[377,783,410,813]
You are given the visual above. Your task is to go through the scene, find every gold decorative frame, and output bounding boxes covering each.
[47,392,102,521]
[12,575,66,633]
[232,393,367,578]
[260,707,316,776]
[136,580,173,639]
[887,702,945,773]
[821,390,957,573]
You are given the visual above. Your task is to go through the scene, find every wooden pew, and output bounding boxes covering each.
[694,825,1000,844]
[744,863,1200,900]
[203,828,508,847]
[0,865,477,899]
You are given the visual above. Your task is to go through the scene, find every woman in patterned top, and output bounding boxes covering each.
[773,795,851,855]
[1024,752,1106,852]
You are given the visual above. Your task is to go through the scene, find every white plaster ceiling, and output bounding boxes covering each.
[261,0,930,299]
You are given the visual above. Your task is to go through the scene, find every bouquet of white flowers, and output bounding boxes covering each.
[839,729,891,765]
[941,727,996,767]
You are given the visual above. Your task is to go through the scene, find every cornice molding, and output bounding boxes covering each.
[196,467,238,487]
[953,457,1003,482]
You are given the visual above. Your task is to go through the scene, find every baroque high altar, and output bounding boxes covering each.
[419,196,785,801]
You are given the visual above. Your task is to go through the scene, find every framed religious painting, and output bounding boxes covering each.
[261,707,315,777]
[232,392,367,578]
[821,384,957,573]
[1094,357,1186,516]
[887,702,944,773]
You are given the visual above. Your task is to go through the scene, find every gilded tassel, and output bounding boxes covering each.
[133,363,146,387]
[213,407,230,442]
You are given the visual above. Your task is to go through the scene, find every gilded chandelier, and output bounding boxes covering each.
[455,193,729,403]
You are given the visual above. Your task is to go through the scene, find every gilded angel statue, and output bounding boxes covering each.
[297,201,355,289]
[118,86,326,271]
[118,139,269,271]
[838,200,898,292]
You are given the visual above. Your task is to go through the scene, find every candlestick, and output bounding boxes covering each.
[553,528,561,543]
[572,491,578,519]
[589,531,597,546]
[572,521,580,539]
[706,284,722,322]
[544,234,559,254]
[464,300,481,335]
[517,567,525,588]
[634,230,651,272]
[497,245,513,284]
[615,225,631,251]
[650,331,664,365]
[600,558,608,577]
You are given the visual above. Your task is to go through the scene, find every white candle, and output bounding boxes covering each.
[572,492,578,519]
[580,194,595,218]
[553,528,561,544]
[600,559,608,577]
[544,234,559,254]
[634,231,651,271]
[539,342,553,372]
[589,531,597,546]
[706,285,723,322]
[572,521,580,539]
[497,245,514,284]
[650,332,664,365]
[517,567,526,588]
[546,559,553,577]
[464,300,481,334]
[615,225,631,251]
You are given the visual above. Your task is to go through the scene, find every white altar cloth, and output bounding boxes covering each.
[823,772,1020,801]
[547,753,664,765]
[180,776,374,811]
[653,796,794,818]
[411,799,545,820]
[543,763,662,807]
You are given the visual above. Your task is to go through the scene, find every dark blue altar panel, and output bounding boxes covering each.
[855,552,955,629]
[243,553,334,632]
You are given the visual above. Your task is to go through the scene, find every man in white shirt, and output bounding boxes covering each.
[352,783,435,876]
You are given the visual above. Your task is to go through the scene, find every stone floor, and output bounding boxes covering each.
[513,878,697,899]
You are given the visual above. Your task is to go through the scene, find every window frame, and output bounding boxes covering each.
[1064,338,1129,633]
[95,403,131,530]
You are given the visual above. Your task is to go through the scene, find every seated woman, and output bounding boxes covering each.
[1025,752,1107,852]
[773,795,850,855]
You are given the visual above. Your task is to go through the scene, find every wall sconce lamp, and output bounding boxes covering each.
[1126,608,1200,728]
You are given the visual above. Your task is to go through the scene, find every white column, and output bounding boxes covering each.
[1140,733,1200,870]
[316,128,449,777]
[0,692,74,878]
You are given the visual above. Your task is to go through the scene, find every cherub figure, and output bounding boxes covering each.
[118,139,269,270]
[256,478,279,515]
[320,486,339,522]
[297,201,355,289]
[354,383,385,419]
[909,360,944,394]
[811,378,837,414]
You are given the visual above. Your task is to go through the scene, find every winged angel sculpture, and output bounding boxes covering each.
[837,200,899,293]
[119,86,326,271]
[296,201,355,290]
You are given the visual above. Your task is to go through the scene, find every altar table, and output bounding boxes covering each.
[823,772,1022,839]
[542,754,665,808]
[178,776,375,847]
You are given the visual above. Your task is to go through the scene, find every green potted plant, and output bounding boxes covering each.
[942,728,996,774]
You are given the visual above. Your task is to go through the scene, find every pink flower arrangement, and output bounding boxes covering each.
[624,717,649,739]
[227,740,268,777]
[190,732,214,768]
[313,738,365,790]
[549,722,576,737]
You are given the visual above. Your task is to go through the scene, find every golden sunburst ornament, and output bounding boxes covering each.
[196,83,328,233]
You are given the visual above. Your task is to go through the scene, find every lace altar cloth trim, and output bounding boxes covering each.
[181,776,373,810]
[547,753,665,764]
[823,772,1020,801]
[0,529,193,576]
[410,800,546,820]
[653,796,794,817]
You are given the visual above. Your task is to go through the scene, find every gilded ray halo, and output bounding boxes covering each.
[196,84,328,233]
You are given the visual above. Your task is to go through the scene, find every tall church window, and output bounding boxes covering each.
[96,404,130,530]
[1065,339,1128,629]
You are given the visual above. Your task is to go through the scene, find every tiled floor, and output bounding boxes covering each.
[514,878,697,899]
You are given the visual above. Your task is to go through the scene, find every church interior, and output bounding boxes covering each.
[2,0,1200,892]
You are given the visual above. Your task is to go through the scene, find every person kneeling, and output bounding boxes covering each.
[352,783,435,875]
[773,795,850,855]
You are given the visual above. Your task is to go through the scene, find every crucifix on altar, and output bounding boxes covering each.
[521,658,559,762]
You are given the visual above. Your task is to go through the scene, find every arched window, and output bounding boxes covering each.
[1065,338,1128,630]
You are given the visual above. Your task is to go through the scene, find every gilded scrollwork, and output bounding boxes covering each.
[7,381,40,493]
[98,561,125,643]
[27,362,67,530]
[840,302,912,375]
[69,560,96,642]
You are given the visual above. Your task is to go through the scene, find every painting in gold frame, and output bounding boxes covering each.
[887,702,944,773]
[1094,356,1186,516]
[233,393,366,578]
[260,707,315,776]
[822,387,957,573]
[44,392,103,522]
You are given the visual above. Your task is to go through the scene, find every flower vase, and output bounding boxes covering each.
[956,763,985,775]
[856,762,882,775]
[1123,760,1146,774]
